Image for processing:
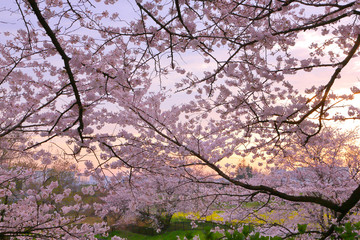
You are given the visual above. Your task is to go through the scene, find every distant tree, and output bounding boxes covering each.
[235,161,254,180]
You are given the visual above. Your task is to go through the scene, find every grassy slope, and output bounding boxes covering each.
[104,229,210,240]
[100,209,268,239]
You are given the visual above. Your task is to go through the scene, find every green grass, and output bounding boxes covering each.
[99,209,298,239]
[101,229,217,240]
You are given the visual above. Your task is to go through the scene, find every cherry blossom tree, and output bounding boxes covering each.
[1,0,360,239]
[0,166,109,239]
[100,174,196,232]
[207,127,360,238]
